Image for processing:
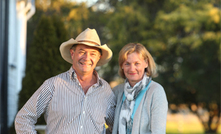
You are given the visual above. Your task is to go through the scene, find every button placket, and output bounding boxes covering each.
[78,96,88,134]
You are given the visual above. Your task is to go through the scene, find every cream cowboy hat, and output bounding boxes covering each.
[59,28,113,66]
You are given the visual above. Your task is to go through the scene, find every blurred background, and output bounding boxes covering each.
[0,0,220,133]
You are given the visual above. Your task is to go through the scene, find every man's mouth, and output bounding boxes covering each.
[80,62,92,66]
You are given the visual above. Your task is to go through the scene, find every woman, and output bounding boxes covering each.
[112,43,168,134]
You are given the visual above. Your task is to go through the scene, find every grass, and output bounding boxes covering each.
[166,121,204,133]
[37,113,221,134]
[166,122,221,134]
[37,123,221,134]
[166,113,221,134]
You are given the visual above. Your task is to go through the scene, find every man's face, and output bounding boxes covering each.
[70,44,101,76]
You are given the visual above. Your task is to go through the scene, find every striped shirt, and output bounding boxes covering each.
[15,67,116,134]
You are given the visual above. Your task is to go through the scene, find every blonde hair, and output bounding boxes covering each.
[118,43,157,79]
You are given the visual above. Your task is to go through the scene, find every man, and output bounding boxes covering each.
[15,28,116,134]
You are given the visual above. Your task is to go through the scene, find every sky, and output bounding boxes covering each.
[71,0,98,6]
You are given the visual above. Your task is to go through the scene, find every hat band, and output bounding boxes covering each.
[78,40,101,46]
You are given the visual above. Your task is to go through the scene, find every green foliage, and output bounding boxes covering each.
[102,3,152,81]
[18,14,69,124]
[16,0,220,133]
[104,0,220,133]
[153,0,220,102]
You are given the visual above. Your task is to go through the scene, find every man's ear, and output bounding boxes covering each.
[70,49,74,57]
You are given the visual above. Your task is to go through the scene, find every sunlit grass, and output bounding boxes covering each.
[166,121,204,133]
[37,113,221,134]
[166,122,221,134]
[166,113,221,134]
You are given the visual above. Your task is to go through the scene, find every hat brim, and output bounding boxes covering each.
[60,38,112,66]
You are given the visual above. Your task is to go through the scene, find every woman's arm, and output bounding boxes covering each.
[150,85,168,134]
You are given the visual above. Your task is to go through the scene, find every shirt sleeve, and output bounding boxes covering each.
[14,80,53,134]
[150,86,168,134]
[105,91,117,132]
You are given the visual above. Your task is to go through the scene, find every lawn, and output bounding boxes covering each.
[166,113,221,134]
[37,113,221,134]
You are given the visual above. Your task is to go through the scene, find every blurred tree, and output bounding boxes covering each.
[14,0,104,133]
[14,0,220,133]
[65,2,90,37]
[18,14,69,127]
[16,0,91,128]
[101,0,163,81]
[153,1,220,133]
[35,0,90,37]
[102,0,220,133]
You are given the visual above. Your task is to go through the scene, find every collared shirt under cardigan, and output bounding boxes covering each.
[15,67,116,134]
[112,78,168,134]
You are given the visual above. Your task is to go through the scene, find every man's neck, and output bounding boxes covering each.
[76,71,97,94]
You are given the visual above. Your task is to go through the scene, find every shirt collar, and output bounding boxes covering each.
[68,66,102,86]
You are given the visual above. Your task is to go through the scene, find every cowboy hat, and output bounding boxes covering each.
[59,28,113,66]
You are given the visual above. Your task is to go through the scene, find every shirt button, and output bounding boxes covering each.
[81,126,83,129]
[83,111,85,114]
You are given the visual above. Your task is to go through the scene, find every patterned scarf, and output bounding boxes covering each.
[119,75,151,134]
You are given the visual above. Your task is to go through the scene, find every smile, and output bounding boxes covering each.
[129,73,136,75]
[79,62,92,66]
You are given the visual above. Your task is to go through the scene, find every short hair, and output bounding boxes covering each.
[118,43,157,79]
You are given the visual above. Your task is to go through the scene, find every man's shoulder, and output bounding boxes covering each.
[99,77,111,88]
[45,70,69,83]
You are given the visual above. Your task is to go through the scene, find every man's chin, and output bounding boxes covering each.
[80,67,94,73]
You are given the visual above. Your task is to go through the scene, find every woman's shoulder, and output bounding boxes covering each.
[112,83,124,96]
[113,83,124,89]
[146,80,168,105]
[150,80,163,89]
[148,80,166,94]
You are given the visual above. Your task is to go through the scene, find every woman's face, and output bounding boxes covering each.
[122,52,148,87]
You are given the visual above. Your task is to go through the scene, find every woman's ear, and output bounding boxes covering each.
[145,59,149,68]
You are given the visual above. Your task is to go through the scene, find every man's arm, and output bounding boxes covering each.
[105,91,117,133]
[15,80,53,133]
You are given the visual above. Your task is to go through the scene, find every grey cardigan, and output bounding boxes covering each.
[112,80,168,134]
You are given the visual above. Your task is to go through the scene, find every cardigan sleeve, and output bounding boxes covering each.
[150,84,168,134]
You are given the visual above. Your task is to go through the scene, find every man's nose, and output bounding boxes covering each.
[83,52,90,59]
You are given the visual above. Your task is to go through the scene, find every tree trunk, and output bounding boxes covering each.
[196,103,220,134]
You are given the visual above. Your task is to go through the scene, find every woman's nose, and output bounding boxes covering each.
[129,64,135,71]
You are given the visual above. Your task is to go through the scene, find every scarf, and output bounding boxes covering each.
[119,75,151,134]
